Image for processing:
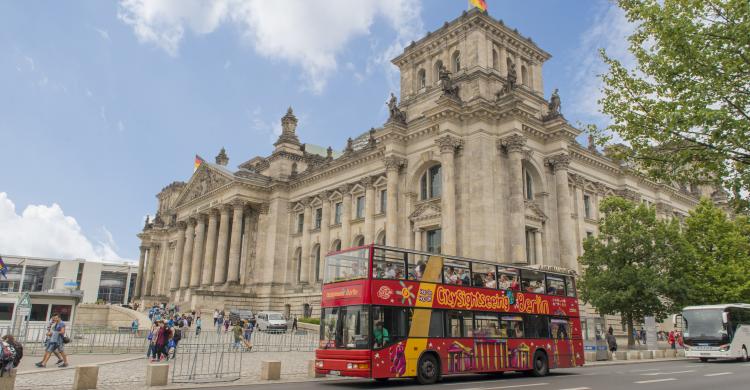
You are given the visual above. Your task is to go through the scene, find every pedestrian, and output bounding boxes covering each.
[195,316,202,336]
[35,314,68,368]
[632,328,640,345]
[224,317,230,332]
[640,328,646,344]
[242,320,254,351]
[171,323,183,359]
[216,312,224,335]
[40,316,64,366]
[292,315,298,332]
[153,321,171,362]
[147,322,159,359]
[668,329,676,349]
[131,319,139,335]
[605,328,617,358]
[231,322,242,350]
[213,309,219,326]
[1,335,23,368]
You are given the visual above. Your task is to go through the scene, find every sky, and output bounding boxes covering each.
[0,0,634,262]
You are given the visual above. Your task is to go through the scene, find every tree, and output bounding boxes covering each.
[598,0,750,212]
[665,199,750,307]
[578,197,683,346]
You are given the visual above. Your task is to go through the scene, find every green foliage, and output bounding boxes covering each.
[599,0,750,212]
[578,197,683,345]
[298,317,320,325]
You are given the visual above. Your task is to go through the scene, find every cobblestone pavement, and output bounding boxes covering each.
[12,351,317,389]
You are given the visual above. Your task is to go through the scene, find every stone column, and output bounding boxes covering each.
[384,156,406,247]
[256,204,273,284]
[134,245,147,298]
[500,134,527,264]
[515,55,524,86]
[320,191,332,256]
[214,205,231,285]
[533,62,543,94]
[340,185,352,248]
[299,198,312,283]
[144,245,157,296]
[363,177,375,244]
[227,201,245,285]
[414,228,422,251]
[435,135,462,255]
[180,219,195,289]
[534,230,544,265]
[201,210,219,286]
[239,207,254,285]
[189,214,207,287]
[499,45,508,78]
[546,153,575,269]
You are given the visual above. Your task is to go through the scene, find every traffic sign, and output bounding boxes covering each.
[18,292,31,308]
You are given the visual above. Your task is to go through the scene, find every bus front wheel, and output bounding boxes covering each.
[416,354,440,385]
[740,347,748,362]
[530,351,549,377]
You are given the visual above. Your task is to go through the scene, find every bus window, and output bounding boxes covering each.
[525,314,551,338]
[429,310,445,337]
[472,263,497,288]
[502,315,524,338]
[474,313,500,338]
[447,311,473,337]
[407,252,431,281]
[550,318,570,340]
[371,306,410,348]
[546,275,566,296]
[497,267,519,290]
[323,248,369,283]
[372,248,405,280]
[565,276,576,297]
[521,269,545,294]
[319,306,370,349]
[443,259,470,285]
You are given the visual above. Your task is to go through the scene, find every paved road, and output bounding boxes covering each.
[191,359,750,390]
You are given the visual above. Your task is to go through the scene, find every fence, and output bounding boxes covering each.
[171,343,243,383]
[0,324,319,356]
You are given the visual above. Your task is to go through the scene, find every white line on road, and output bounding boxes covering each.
[630,368,660,372]
[704,372,732,377]
[483,383,550,389]
[642,370,694,376]
[558,387,591,390]
[634,378,677,384]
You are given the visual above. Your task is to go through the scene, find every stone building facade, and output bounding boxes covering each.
[134,9,714,319]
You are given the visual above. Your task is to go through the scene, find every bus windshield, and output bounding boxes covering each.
[323,248,369,284]
[682,309,727,342]
[320,306,370,349]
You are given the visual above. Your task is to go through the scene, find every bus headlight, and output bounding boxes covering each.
[718,344,730,352]
[315,360,324,368]
[346,363,369,370]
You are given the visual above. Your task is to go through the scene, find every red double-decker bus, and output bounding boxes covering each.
[315,245,584,384]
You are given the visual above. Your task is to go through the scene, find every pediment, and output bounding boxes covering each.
[409,202,442,222]
[373,175,388,188]
[174,164,234,207]
[525,200,547,222]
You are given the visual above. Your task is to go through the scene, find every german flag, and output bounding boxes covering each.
[194,155,205,172]
[469,0,487,12]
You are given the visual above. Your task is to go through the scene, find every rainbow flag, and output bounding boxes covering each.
[469,0,487,12]
[194,155,205,172]
[0,256,7,279]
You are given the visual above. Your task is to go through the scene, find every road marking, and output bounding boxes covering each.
[641,370,694,376]
[634,378,677,384]
[704,372,732,377]
[558,387,590,390]
[630,368,660,372]
[483,384,549,389]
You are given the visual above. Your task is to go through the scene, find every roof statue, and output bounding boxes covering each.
[386,92,406,124]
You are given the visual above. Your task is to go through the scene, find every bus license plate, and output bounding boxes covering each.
[329,370,341,376]
[700,353,710,356]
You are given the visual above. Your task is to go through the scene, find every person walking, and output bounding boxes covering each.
[171,323,183,359]
[195,316,202,336]
[668,329,676,349]
[242,320,254,351]
[223,317,230,332]
[153,321,171,362]
[606,328,618,359]
[216,312,224,335]
[36,314,69,368]
[131,319,139,335]
[2,335,23,368]
[231,322,242,350]
[213,309,219,326]
[292,316,298,332]
[40,316,64,366]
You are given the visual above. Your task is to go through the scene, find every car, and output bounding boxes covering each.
[256,311,288,332]
[229,308,255,325]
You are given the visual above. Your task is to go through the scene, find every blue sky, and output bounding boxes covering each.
[0,0,633,261]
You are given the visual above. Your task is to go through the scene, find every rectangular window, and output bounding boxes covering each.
[30,303,49,321]
[334,202,342,224]
[447,310,472,337]
[525,171,533,200]
[320,305,370,349]
[524,314,550,339]
[525,229,536,264]
[497,266,519,291]
[420,174,428,200]
[472,263,497,288]
[426,229,442,254]
[501,315,525,338]
[565,276,576,297]
[546,275,566,296]
[355,196,365,219]
[297,213,304,233]
[372,247,406,280]
[314,208,322,229]
[380,189,387,213]
[521,269,545,294]
[474,313,500,338]
[429,310,445,337]
[429,165,442,198]
[372,306,410,348]
[0,303,14,321]
[51,304,72,322]
[583,194,592,219]
[551,318,570,340]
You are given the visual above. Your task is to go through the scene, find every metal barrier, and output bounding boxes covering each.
[170,343,242,383]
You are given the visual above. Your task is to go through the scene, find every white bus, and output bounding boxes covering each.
[679,304,750,362]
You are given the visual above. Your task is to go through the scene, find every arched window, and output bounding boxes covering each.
[294,247,302,282]
[420,164,442,200]
[524,169,534,200]
[354,235,365,247]
[452,51,461,72]
[417,68,426,89]
[492,49,498,70]
[434,60,443,83]
[376,231,386,245]
[521,65,528,86]
[313,244,321,281]
[331,239,341,252]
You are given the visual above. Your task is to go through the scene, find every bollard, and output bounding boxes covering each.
[146,363,169,386]
[664,349,677,358]
[640,350,654,359]
[0,368,16,390]
[261,361,281,380]
[73,365,99,390]
[614,351,628,360]
[653,350,665,359]
[308,360,324,378]
[627,351,641,360]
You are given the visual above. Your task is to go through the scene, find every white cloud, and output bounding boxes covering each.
[0,192,122,261]
[93,27,111,41]
[568,2,636,124]
[117,0,423,93]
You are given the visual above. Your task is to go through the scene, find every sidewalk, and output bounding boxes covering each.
[584,357,689,367]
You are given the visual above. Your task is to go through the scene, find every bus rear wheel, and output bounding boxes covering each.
[416,354,439,385]
[530,351,549,377]
[739,347,748,362]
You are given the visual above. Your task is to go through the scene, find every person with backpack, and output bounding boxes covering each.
[36,314,69,368]
[605,328,618,359]
[1,335,22,369]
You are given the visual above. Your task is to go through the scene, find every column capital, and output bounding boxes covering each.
[498,133,527,153]
[139,245,149,252]
[195,213,208,223]
[360,176,373,188]
[435,134,463,154]
[257,203,270,214]
[176,221,188,230]
[383,155,408,172]
[320,190,332,200]
[187,217,198,226]
[230,199,246,209]
[544,153,571,172]
[338,183,352,195]
[220,203,233,213]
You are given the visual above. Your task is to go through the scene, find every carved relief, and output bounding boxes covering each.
[435,135,463,154]
[498,134,526,154]
[182,167,231,203]
[384,155,408,171]
[544,153,571,172]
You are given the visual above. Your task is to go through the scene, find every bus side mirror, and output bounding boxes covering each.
[722,312,729,324]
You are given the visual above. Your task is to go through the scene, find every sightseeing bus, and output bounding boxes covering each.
[315,245,584,384]
[680,303,750,362]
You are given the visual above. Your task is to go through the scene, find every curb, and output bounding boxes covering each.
[17,355,144,375]
[583,357,690,367]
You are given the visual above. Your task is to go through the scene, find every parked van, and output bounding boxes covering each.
[256,311,288,332]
